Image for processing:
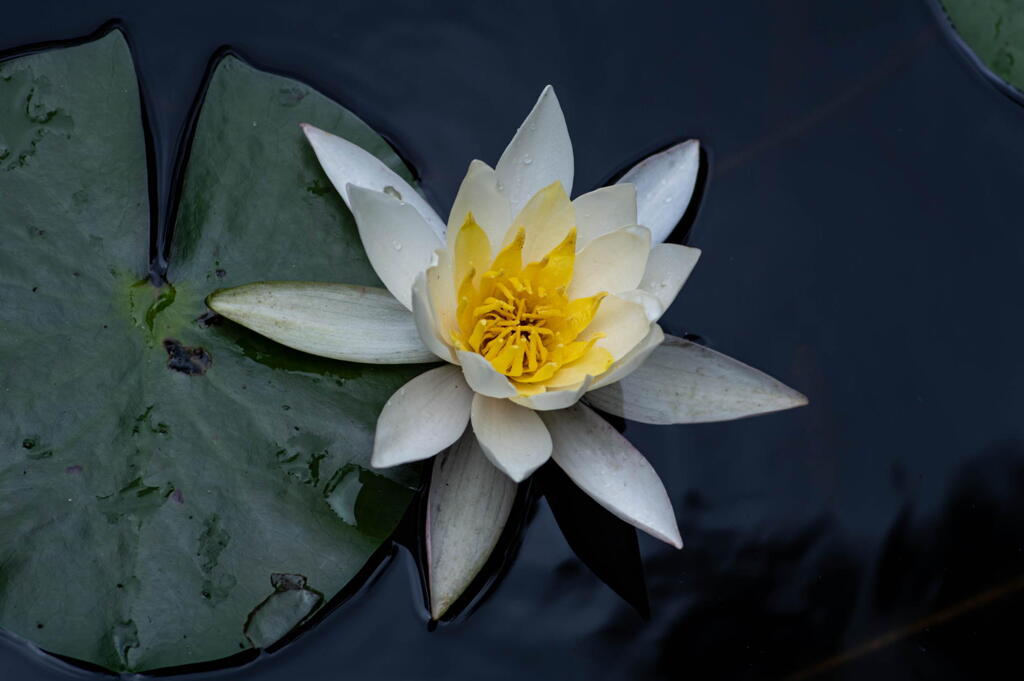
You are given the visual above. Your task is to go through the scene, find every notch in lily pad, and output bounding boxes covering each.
[0,24,421,672]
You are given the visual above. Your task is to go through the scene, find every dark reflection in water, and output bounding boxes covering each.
[2,0,1024,679]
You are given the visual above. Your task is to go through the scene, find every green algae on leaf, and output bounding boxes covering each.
[0,29,425,672]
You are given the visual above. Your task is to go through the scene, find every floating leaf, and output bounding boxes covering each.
[0,29,426,672]
[942,0,1024,95]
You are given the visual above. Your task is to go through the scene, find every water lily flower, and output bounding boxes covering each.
[208,86,807,618]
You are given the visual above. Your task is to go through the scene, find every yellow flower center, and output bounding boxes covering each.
[450,212,613,394]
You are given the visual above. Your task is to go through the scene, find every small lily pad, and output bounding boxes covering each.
[942,0,1024,95]
[0,29,425,672]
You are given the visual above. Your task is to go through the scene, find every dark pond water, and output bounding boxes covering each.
[3,0,1023,678]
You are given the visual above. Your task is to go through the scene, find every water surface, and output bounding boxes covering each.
[2,0,1023,679]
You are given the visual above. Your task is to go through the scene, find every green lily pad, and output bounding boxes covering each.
[942,0,1024,94]
[0,29,425,672]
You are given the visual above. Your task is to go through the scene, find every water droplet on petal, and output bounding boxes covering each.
[522,154,533,165]
[392,240,403,251]
[383,185,402,200]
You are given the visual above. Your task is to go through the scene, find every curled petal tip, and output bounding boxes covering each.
[493,459,539,484]
[618,140,701,243]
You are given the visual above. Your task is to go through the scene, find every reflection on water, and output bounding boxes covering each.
[1,0,1023,678]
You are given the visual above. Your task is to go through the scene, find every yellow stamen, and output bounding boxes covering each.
[449,223,610,393]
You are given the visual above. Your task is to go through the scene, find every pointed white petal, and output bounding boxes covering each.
[208,282,435,364]
[447,160,513,249]
[573,184,638,249]
[586,335,808,424]
[457,351,518,398]
[495,85,574,216]
[301,123,445,238]
[347,185,443,310]
[588,323,664,390]
[568,225,651,299]
[411,271,455,363]
[427,433,517,618]
[542,404,682,548]
[618,139,700,243]
[638,243,701,317]
[471,395,552,481]
[372,365,472,468]
[510,375,594,411]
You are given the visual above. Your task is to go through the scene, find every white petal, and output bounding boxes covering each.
[586,334,808,424]
[638,243,701,317]
[588,323,664,390]
[542,404,682,548]
[510,375,594,411]
[411,271,455,363]
[447,160,513,249]
[581,294,653,360]
[301,123,445,238]
[615,289,664,323]
[427,432,517,618]
[372,365,473,467]
[208,282,435,364]
[457,351,518,398]
[618,139,700,243]
[495,85,574,217]
[347,185,443,310]
[425,249,457,346]
[573,184,638,249]
[471,395,552,481]
[568,225,651,299]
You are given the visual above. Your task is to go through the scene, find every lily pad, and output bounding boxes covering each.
[942,0,1024,94]
[0,29,425,672]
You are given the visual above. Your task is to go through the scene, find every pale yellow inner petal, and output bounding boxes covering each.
[503,181,575,262]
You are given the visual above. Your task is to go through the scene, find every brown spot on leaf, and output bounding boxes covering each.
[163,339,212,376]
